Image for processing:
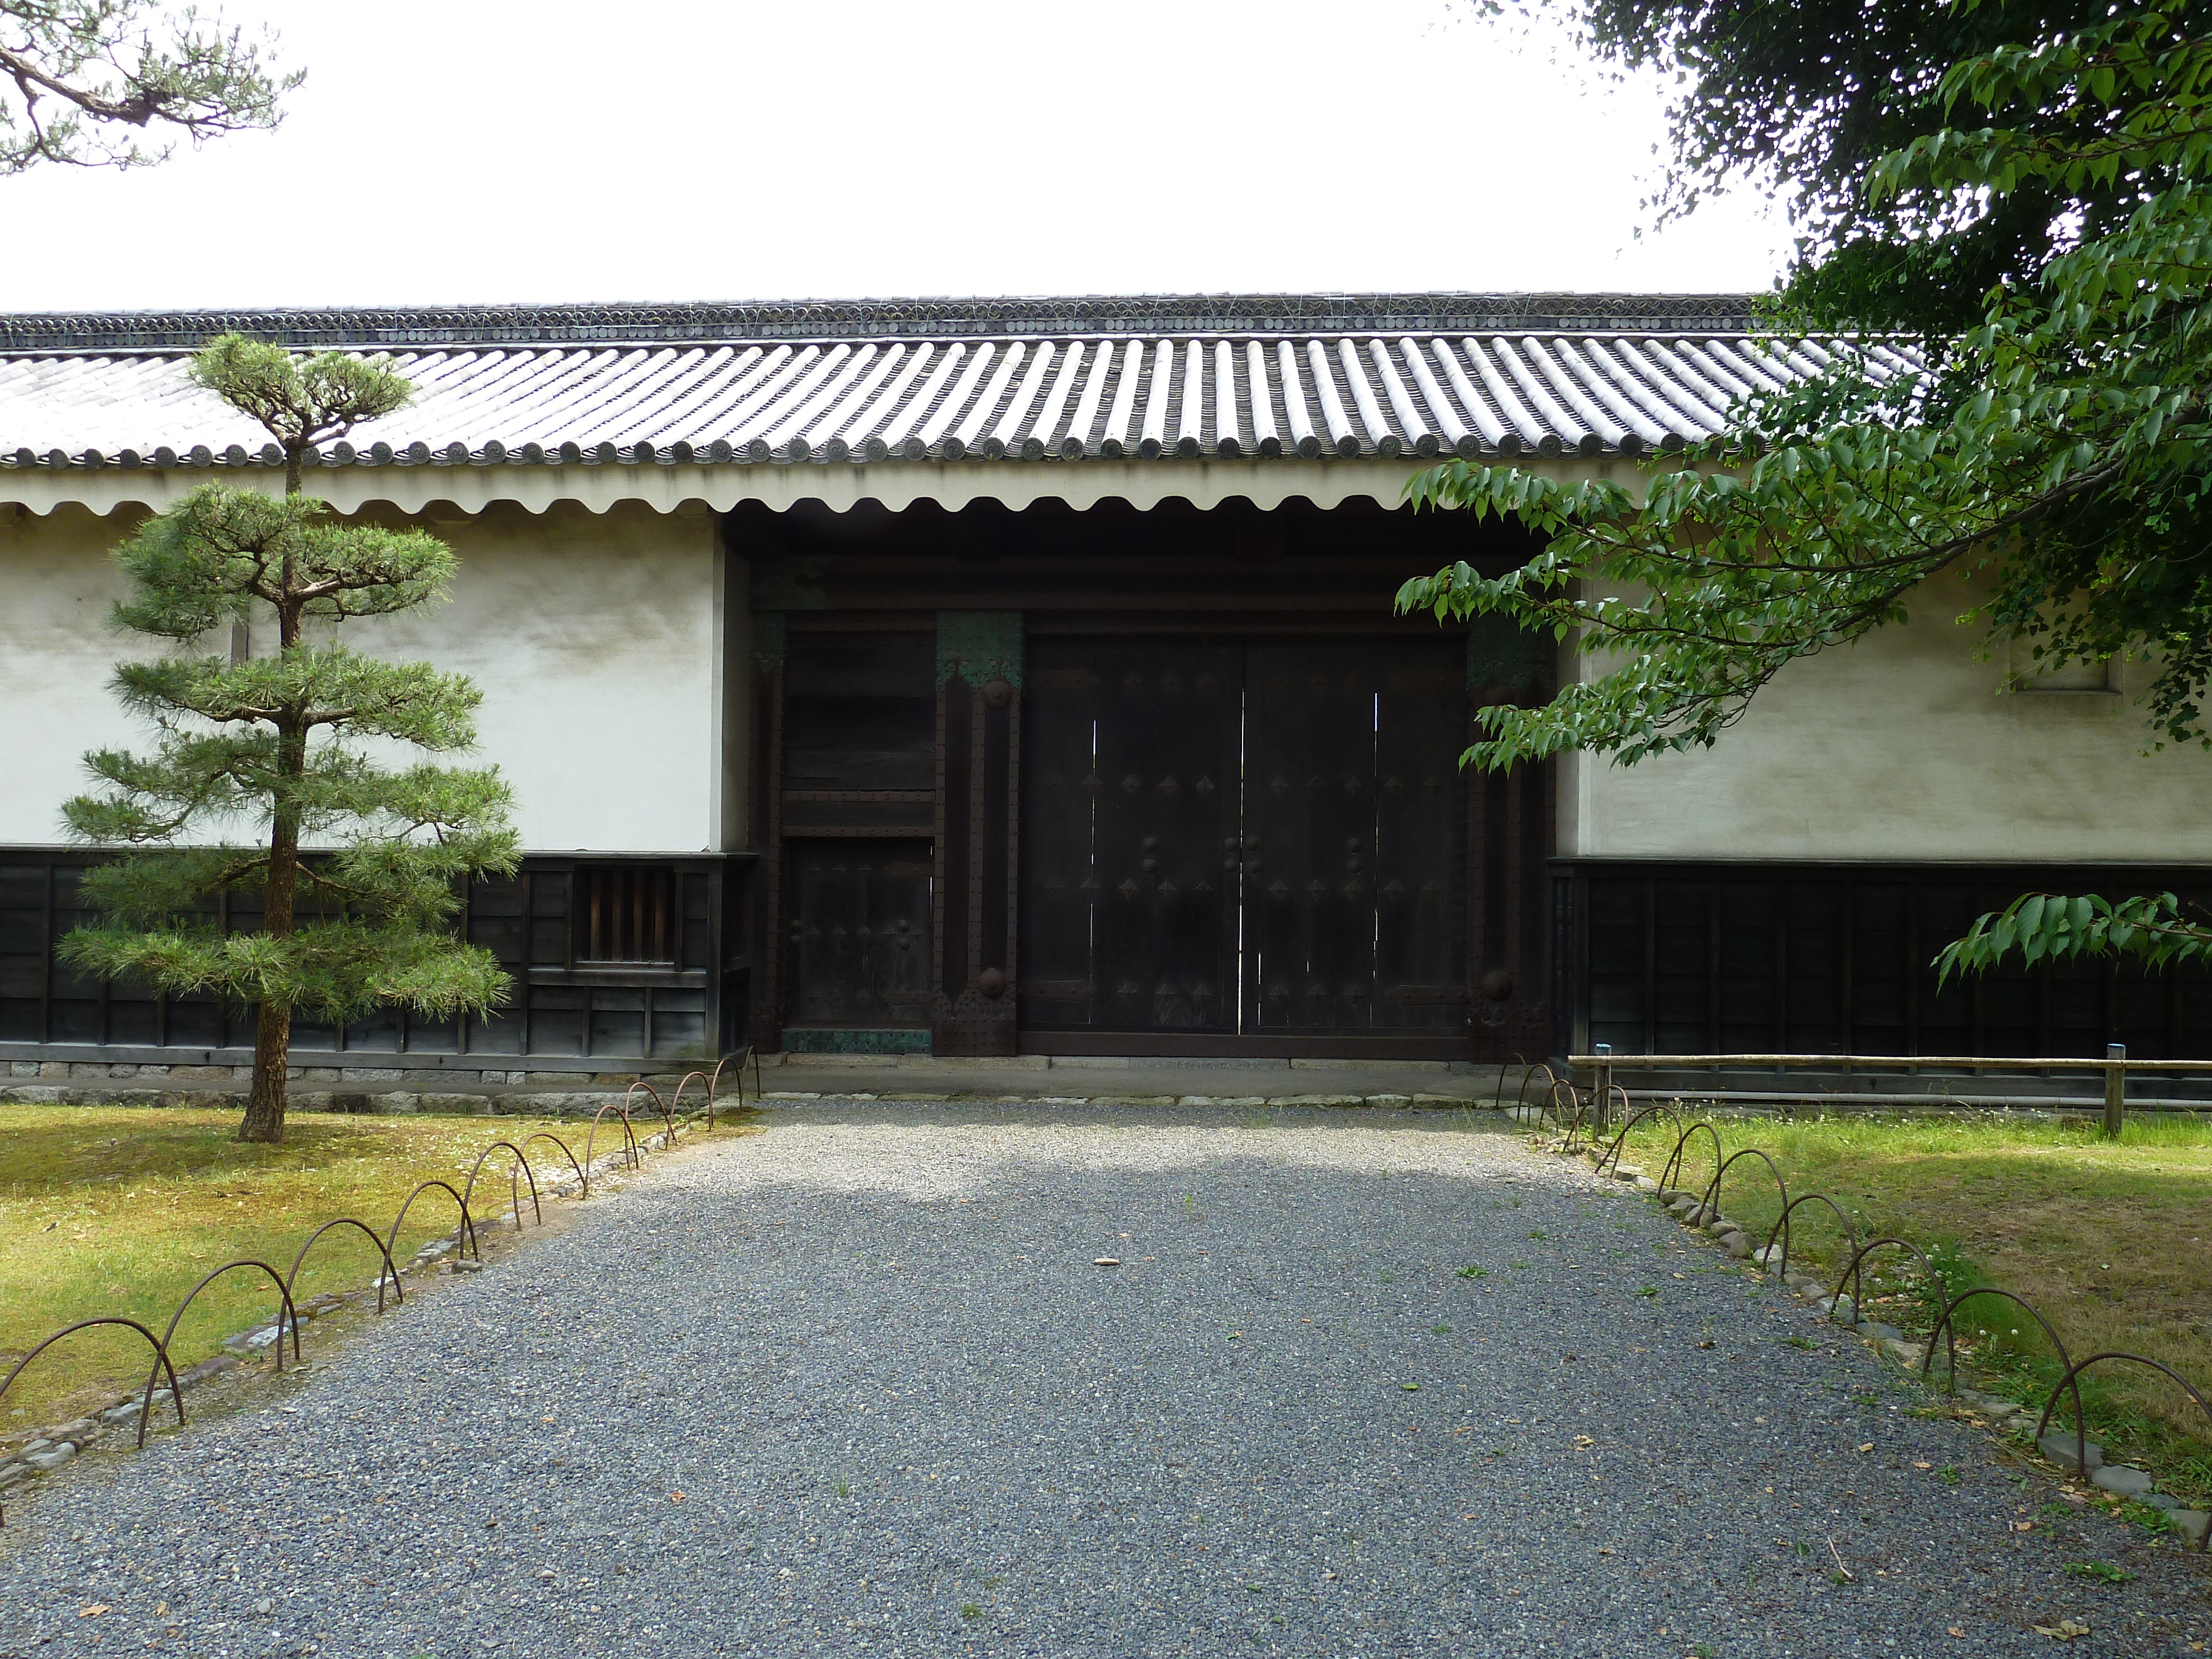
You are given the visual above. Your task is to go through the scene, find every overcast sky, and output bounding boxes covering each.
[3,0,1792,312]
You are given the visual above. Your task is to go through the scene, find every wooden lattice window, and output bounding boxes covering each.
[574,867,677,967]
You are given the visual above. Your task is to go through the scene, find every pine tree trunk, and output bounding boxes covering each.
[239,726,305,1145]
[239,996,290,1143]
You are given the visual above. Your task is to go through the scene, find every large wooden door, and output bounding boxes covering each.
[1243,641,1467,1032]
[1020,637,1466,1041]
[1020,641,1241,1032]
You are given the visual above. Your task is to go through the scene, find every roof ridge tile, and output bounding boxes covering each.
[0,291,1765,352]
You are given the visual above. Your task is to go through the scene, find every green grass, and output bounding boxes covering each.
[1613,1108,2212,1499]
[0,1103,648,1429]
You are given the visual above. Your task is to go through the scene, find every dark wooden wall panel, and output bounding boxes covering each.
[1373,652,1468,1030]
[1020,635,1481,1049]
[1245,643,1380,1032]
[930,612,1023,1054]
[0,851,740,1065]
[1568,862,2212,1060]
[933,676,974,1032]
[1019,658,1105,1026]
[782,634,937,792]
[755,625,936,1047]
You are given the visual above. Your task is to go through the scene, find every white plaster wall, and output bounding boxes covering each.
[1563,566,2212,863]
[0,500,724,853]
[346,501,720,853]
[0,504,142,844]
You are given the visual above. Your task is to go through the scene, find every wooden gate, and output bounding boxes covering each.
[1019,637,1469,1045]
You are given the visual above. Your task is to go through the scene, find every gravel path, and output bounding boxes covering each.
[1,1104,2203,1658]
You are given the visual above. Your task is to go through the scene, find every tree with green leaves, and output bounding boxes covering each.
[1,1,297,174]
[60,336,519,1142]
[1407,4,2212,989]
[1481,0,2210,345]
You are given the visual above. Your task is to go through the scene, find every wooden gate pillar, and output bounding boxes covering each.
[933,612,1022,1056]
[748,612,787,1052]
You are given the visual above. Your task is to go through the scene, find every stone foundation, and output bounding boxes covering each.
[0,1050,1504,1114]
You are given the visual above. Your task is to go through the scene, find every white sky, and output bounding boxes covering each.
[2,0,1792,311]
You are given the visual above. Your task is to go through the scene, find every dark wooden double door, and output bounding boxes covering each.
[1020,637,1468,1039]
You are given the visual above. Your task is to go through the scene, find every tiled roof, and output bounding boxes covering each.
[0,294,1765,350]
[0,296,1911,471]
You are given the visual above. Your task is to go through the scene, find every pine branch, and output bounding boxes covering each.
[0,1,300,174]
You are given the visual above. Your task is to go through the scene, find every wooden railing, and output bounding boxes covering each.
[1568,1046,2212,1138]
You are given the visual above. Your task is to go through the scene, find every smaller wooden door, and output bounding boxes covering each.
[783,841,934,1032]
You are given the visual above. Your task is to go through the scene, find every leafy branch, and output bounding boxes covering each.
[1406,6,2212,978]
[1937,892,2212,979]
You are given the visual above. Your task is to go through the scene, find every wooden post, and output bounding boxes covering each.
[2105,1042,2126,1140]
[1594,1040,1613,1135]
[931,612,1022,1057]
[748,616,787,1052]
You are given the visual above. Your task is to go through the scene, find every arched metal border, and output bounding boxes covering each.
[1491,1053,1526,1110]
[668,1071,712,1129]
[1760,1192,1860,1284]
[585,1100,639,1178]
[1835,1237,1937,1333]
[625,1081,676,1142]
[520,1133,587,1199]
[6,1105,722,1493]
[285,1217,405,1316]
[2035,1353,2212,1487]
[1660,1121,1724,1205]
[1514,1061,1558,1118]
[385,1180,480,1267]
[1921,1285,2077,1405]
[1701,1147,1790,1243]
[1595,1100,1686,1176]
[461,1141,542,1234]
[140,1260,296,1442]
[1545,1078,1585,1142]
[0,1319,184,1451]
[1556,1107,2212,1498]
[1601,1084,1637,1141]
[712,1044,763,1117]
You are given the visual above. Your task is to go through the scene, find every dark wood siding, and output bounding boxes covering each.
[0,850,742,1065]
[784,842,933,1031]
[1564,862,2212,1060]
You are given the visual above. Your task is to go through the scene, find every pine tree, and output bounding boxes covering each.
[60,335,519,1142]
